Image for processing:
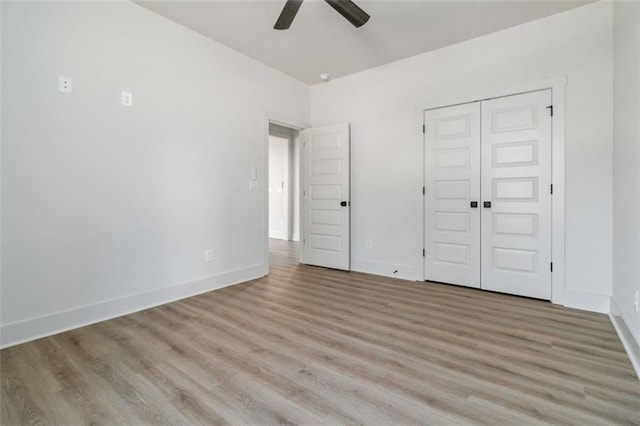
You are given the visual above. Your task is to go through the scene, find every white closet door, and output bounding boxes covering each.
[301,123,350,271]
[424,103,481,288]
[480,90,552,299]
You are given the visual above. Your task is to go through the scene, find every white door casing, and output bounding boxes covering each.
[480,90,552,299]
[424,103,481,287]
[301,123,350,270]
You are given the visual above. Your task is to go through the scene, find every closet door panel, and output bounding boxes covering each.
[480,90,552,300]
[424,103,481,288]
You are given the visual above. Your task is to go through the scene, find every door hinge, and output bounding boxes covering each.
[422,124,426,134]
[422,186,425,195]
[303,238,306,245]
[546,105,553,117]
[550,262,553,272]
[422,248,426,257]
[550,184,553,194]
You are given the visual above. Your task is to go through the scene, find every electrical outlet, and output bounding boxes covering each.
[58,76,72,93]
[634,289,639,312]
[205,249,214,263]
[365,239,373,249]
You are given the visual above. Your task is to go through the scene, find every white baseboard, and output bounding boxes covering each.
[609,298,640,380]
[0,264,265,349]
[557,291,610,313]
[350,258,417,281]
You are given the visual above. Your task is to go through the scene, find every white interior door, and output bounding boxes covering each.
[424,103,481,287]
[480,90,552,299]
[301,123,350,270]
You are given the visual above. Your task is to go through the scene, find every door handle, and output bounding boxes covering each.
[470,201,478,208]
[484,201,492,208]
[340,201,350,207]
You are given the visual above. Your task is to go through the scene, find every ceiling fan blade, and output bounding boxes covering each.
[274,0,304,30]
[324,0,370,28]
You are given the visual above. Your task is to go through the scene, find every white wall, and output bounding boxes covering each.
[612,0,640,370]
[1,1,309,347]
[311,2,613,310]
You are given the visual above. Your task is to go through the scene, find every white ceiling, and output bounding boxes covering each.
[135,0,592,84]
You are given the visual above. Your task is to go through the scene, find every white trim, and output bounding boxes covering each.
[0,264,265,349]
[416,76,568,307]
[415,110,426,281]
[415,76,567,112]
[548,81,567,309]
[610,298,640,380]
[262,113,310,272]
[351,258,417,282]
[269,126,294,139]
[559,292,609,313]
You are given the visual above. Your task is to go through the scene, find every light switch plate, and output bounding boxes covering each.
[205,249,214,263]
[121,91,133,107]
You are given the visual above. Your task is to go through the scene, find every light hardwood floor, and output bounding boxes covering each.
[2,239,639,425]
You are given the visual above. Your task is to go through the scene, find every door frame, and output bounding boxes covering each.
[262,113,310,276]
[416,75,567,306]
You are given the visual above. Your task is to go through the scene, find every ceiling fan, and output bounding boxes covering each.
[274,0,370,30]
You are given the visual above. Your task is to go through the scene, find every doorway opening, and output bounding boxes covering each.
[268,122,301,267]
[423,89,554,300]
[263,117,351,274]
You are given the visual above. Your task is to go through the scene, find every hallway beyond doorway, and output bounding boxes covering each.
[269,238,300,267]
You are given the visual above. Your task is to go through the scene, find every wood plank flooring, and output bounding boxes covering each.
[2,238,639,425]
